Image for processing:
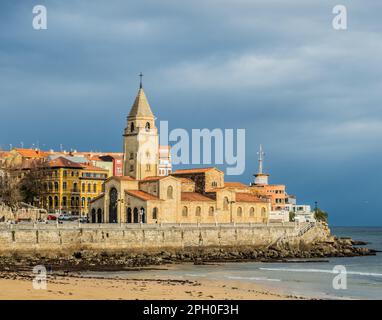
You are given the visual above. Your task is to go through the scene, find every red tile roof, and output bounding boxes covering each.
[172,167,222,174]
[181,192,214,202]
[81,163,109,172]
[125,190,160,201]
[224,182,247,188]
[14,148,48,158]
[141,176,166,181]
[47,157,83,169]
[235,193,267,203]
[177,177,194,184]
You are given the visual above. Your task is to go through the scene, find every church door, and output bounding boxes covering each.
[109,188,118,223]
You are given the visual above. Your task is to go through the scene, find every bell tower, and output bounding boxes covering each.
[123,75,159,179]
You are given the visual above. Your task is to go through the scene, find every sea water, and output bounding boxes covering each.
[81,227,382,300]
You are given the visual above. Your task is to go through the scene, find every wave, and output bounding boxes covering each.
[226,275,281,282]
[259,267,382,278]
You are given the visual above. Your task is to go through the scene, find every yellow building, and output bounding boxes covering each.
[39,157,108,215]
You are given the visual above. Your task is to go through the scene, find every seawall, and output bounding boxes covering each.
[0,222,330,255]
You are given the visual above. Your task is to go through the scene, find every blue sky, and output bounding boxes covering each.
[1,1,381,226]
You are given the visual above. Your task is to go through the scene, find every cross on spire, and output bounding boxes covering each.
[139,72,143,89]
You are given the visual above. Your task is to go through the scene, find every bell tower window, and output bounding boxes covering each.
[130,122,135,132]
[145,122,151,131]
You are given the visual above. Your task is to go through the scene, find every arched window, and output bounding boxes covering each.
[70,197,74,207]
[261,207,267,217]
[209,206,214,216]
[223,197,229,210]
[48,182,53,191]
[82,183,85,192]
[93,183,97,193]
[250,207,255,217]
[167,186,173,199]
[81,197,85,207]
[73,182,78,192]
[48,196,53,208]
[237,207,243,217]
[152,207,158,220]
[182,206,188,217]
[76,197,79,206]
[87,183,91,192]
[87,197,91,207]
[54,196,58,208]
[130,122,135,132]
[145,122,150,131]
[54,182,59,191]
[195,206,201,217]
[62,197,67,207]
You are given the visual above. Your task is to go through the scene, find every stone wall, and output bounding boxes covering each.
[0,222,330,255]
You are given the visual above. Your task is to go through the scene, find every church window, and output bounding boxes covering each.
[223,197,229,210]
[167,186,173,199]
[182,206,188,217]
[130,122,135,132]
[152,207,158,220]
[237,207,243,217]
[209,206,214,216]
[195,206,201,217]
[145,122,150,131]
[250,207,255,217]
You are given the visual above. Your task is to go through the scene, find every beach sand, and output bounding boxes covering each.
[0,273,301,300]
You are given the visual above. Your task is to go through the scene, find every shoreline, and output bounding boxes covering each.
[0,268,307,300]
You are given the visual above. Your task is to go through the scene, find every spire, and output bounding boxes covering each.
[257,144,265,174]
[128,86,154,119]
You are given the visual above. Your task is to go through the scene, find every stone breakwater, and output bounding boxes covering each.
[0,222,376,271]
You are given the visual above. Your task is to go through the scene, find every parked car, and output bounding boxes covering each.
[47,214,57,221]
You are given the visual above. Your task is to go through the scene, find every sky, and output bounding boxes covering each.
[1,0,381,226]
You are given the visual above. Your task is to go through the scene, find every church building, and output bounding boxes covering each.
[90,82,270,224]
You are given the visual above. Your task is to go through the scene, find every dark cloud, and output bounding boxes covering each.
[0,0,381,225]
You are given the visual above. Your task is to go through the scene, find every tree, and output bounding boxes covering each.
[289,211,295,222]
[0,169,23,210]
[314,208,328,222]
[19,165,44,206]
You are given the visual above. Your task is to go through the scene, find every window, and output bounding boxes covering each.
[54,182,59,191]
[130,122,135,132]
[129,153,134,160]
[93,183,97,193]
[62,197,67,207]
[211,181,217,187]
[71,171,74,177]
[209,206,214,216]
[250,207,255,217]
[81,197,85,208]
[73,183,78,192]
[167,186,173,199]
[82,183,85,193]
[223,197,229,210]
[129,165,134,172]
[152,207,158,220]
[63,182,67,191]
[261,207,267,217]
[145,122,150,131]
[182,206,188,217]
[195,206,201,217]
[237,207,243,217]
[87,183,91,192]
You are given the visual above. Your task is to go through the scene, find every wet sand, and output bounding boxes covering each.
[0,272,304,300]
